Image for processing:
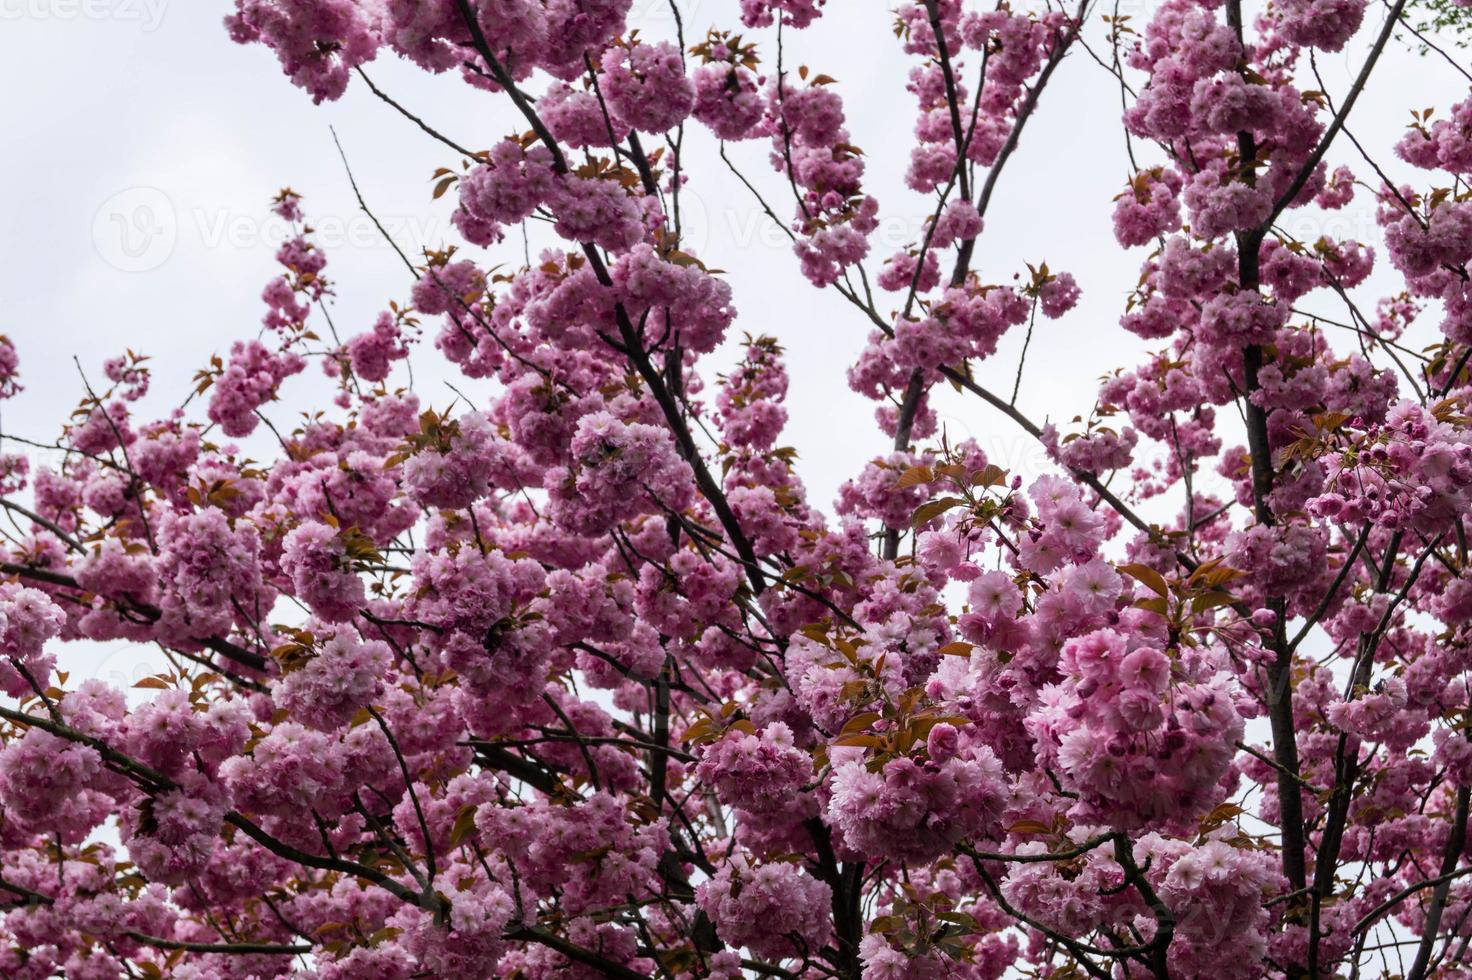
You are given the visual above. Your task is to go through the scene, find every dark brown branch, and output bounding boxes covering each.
[125,933,309,956]
[1407,785,1471,980]
[1260,0,1410,230]
[354,68,478,158]
[0,561,269,673]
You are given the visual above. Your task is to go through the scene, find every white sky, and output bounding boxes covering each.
[0,0,1464,683]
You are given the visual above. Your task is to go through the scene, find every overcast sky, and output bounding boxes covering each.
[0,0,1462,681]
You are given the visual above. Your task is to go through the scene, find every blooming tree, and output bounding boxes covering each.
[1,0,1471,976]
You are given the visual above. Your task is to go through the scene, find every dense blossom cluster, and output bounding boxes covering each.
[0,0,1469,978]
[1028,625,1245,830]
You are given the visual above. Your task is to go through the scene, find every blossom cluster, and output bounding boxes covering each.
[0,0,1465,978]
